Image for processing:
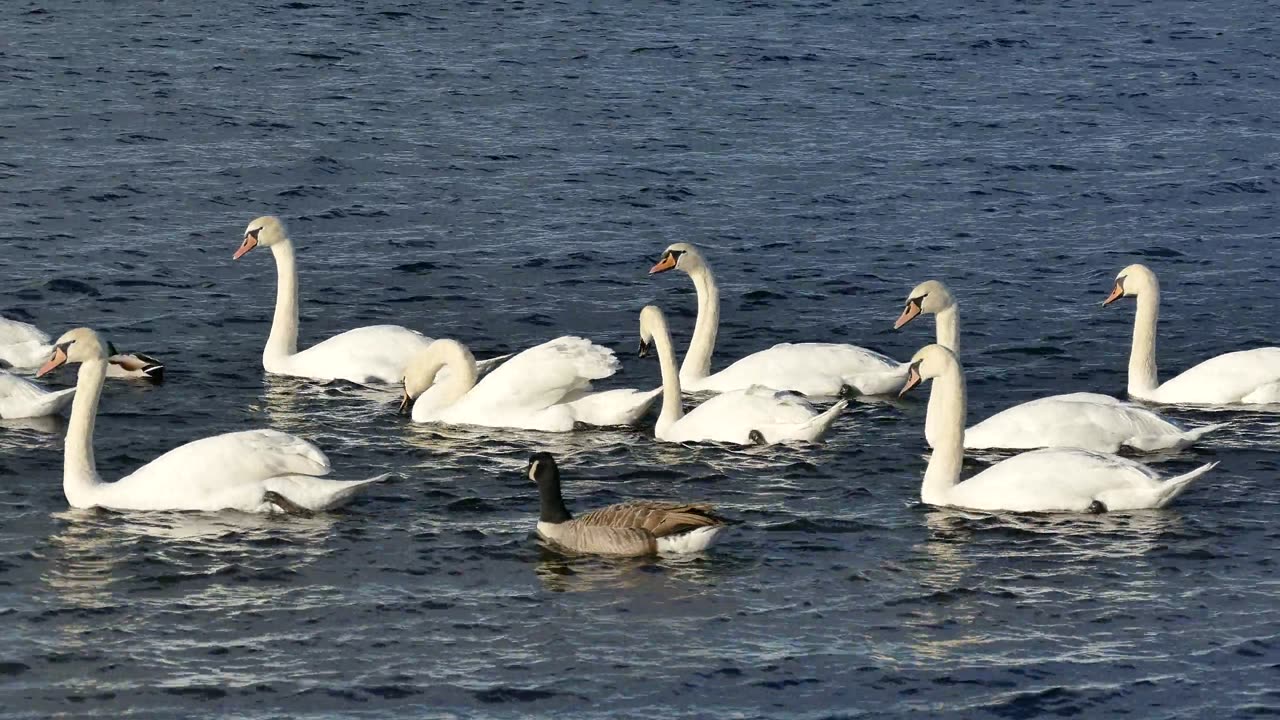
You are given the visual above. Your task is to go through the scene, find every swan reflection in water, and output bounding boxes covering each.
[43,508,338,610]
[880,507,1188,667]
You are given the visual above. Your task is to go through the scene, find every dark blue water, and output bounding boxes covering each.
[2,1,1279,717]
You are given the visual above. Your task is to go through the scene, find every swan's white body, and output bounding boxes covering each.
[46,328,386,513]
[650,244,907,396]
[895,279,1221,453]
[236,216,457,384]
[0,314,161,381]
[0,315,54,369]
[1107,264,1280,405]
[0,371,75,419]
[405,336,659,432]
[641,305,846,445]
[905,344,1216,513]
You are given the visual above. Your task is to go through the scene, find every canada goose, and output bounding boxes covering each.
[528,452,728,555]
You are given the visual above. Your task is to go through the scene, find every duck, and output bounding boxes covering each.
[37,327,388,513]
[401,336,659,432]
[894,279,1221,452]
[899,344,1217,513]
[0,371,75,419]
[1104,263,1280,404]
[233,216,505,384]
[639,305,847,444]
[1,314,163,383]
[528,452,727,556]
[648,243,906,397]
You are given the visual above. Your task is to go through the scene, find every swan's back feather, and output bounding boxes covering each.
[964,392,1191,452]
[0,371,75,418]
[697,342,903,396]
[951,448,1172,512]
[1155,347,1280,404]
[278,325,434,383]
[118,430,331,492]
[463,336,620,411]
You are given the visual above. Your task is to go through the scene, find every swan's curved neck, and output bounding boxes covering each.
[408,342,477,409]
[266,239,300,365]
[1128,290,1160,397]
[649,315,686,435]
[935,306,960,355]
[64,360,107,507]
[922,361,967,506]
[681,264,720,384]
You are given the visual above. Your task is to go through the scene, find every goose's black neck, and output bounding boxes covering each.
[531,454,572,524]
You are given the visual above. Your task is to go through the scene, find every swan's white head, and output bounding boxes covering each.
[894,279,956,329]
[36,327,109,377]
[1103,263,1158,306]
[637,305,667,357]
[234,215,288,260]
[400,339,475,413]
[649,242,705,275]
[898,344,959,397]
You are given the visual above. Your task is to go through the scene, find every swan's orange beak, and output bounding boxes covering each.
[233,234,258,260]
[1102,281,1124,306]
[37,346,68,378]
[894,301,922,329]
[899,363,923,398]
[399,387,413,415]
[649,253,677,274]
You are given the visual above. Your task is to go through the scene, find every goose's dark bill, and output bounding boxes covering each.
[1102,276,1126,306]
[233,227,261,260]
[898,361,923,397]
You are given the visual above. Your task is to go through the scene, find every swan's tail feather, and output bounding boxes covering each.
[475,353,513,379]
[792,399,849,443]
[1154,462,1217,508]
[24,387,77,418]
[1180,422,1226,446]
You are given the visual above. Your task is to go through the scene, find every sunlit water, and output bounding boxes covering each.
[2,1,1278,717]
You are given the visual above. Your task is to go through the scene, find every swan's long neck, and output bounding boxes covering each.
[265,239,300,366]
[407,341,477,409]
[921,361,966,506]
[935,306,960,355]
[650,315,686,436]
[1127,290,1160,398]
[64,359,107,507]
[680,264,720,385]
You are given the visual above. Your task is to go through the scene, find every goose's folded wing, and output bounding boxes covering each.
[575,501,723,535]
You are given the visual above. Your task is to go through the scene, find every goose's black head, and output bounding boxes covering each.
[528,452,571,523]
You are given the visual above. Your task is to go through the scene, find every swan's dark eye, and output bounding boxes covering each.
[668,250,685,263]
[56,341,73,352]
[247,227,262,240]
[910,293,928,308]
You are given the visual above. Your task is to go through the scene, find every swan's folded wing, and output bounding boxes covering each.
[1157,347,1280,404]
[119,429,332,494]
[711,342,903,396]
[951,448,1161,512]
[288,325,433,383]
[0,371,74,418]
[0,316,50,346]
[464,336,620,410]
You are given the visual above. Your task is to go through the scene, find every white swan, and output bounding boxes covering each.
[529,453,727,556]
[37,328,388,513]
[1,314,163,382]
[1104,263,1280,404]
[649,243,906,396]
[234,216,504,384]
[402,336,659,432]
[640,305,847,444]
[0,371,75,419]
[895,279,1221,453]
[900,344,1217,513]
